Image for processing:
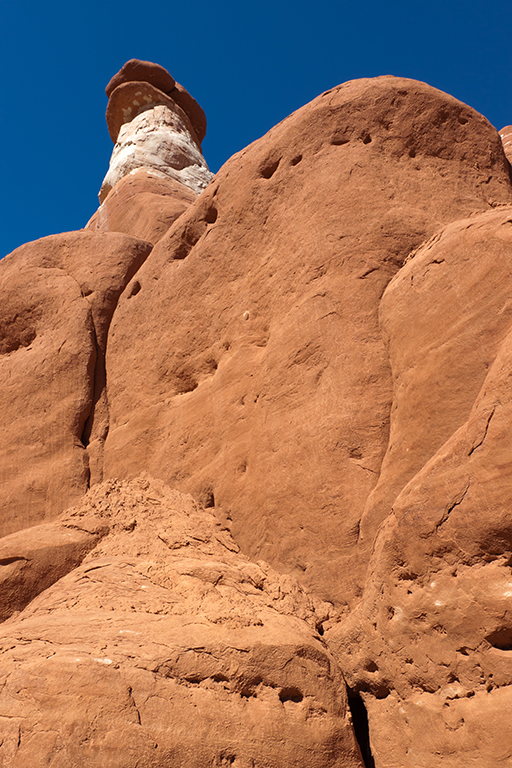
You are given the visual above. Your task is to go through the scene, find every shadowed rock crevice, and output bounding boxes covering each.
[348,694,376,768]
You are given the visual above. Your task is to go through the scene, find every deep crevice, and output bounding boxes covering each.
[348,693,375,768]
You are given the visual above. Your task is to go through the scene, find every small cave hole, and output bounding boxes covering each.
[458,115,469,125]
[279,687,304,704]
[260,158,281,179]
[128,280,141,298]
[316,623,324,636]
[408,148,416,158]
[204,206,218,224]
[212,673,229,683]
[240,678,261,698]
[291,154,303,166]
[348,693,375,768]
[331,136,350,146]
[361,134,372,145]
[486,627,512,651]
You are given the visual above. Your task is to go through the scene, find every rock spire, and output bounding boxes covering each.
[98,59,213,204]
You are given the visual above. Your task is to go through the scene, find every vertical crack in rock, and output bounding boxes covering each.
[435,482,470,532]
[348,693,376,768]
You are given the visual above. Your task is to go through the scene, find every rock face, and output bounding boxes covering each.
[86,168,197,244]
[103,75,512,608]
[3,62,512,766]
[0,231,152,537]
[0,475,363,768]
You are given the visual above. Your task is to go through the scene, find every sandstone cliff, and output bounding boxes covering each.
[1,59,512,767]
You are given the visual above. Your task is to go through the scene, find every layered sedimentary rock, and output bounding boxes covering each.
[99,103,212,203]
[88,59,212,250]
[0,476,363,768]
[3,61,512,767]
[499,124,512,164]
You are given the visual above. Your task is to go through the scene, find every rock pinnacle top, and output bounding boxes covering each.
[105,58,207,145]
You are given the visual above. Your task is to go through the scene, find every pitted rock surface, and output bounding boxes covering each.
[4,68,512,767]
[103,75,512,608]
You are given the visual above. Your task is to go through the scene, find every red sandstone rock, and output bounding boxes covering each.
[0,231,152,537]
[103,76,512,609]
[105,58,176,98]
[359,206,512,543]
[327,208,512,766]
[104,60,207,145]
[86,168,197,244]
[4,72,512,767]
[0,476,363,768]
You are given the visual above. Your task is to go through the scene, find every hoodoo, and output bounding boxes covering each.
[1,60,512,766]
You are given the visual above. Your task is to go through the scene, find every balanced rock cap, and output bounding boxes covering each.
[106,80,199,145]
[105,58,176,98]
[105,59,207,145]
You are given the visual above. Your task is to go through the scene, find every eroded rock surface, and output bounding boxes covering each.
[86,168,197,244]
[99,103,212,203]
[103,75,512,607]
[328,209,512,766]
[4,64,512,767]
[0,231,152,536]
[0,476,363,768]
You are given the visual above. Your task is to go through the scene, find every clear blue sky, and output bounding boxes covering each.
[2,0,512,258]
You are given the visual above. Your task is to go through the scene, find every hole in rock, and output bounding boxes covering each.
[291,154,303,166]
[128,280,141,298]
[203,490,215,508]
[279,687,304,704]
[486,627,512,651]
[458,115,469,125]
[408,148,416,158]
[212,673,229,683]
[240,677,262,698]
[348,693,376,768]
[331,136,350,146]
[204,206,218,224]
[361,134,372,144]
[0,556,28,566]
[260,158,280,179]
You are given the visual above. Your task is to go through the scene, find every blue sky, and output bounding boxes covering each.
[2,0,512,258]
